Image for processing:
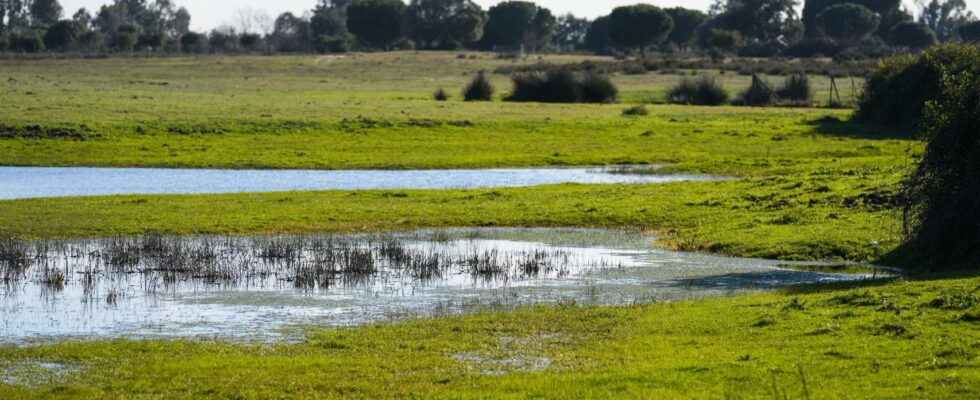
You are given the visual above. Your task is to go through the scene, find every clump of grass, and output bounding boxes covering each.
[433,88,449,101]
[667,76,728,106]
[776,74,812,106]
[736,75,776,106]
[622,105,649,116]
[505,69,617,104]
[463,72,494,101]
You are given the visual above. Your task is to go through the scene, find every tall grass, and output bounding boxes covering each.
[463,72,494,101]
[505,69,617,104]
[667,76,729,106]
[776,74,812,106]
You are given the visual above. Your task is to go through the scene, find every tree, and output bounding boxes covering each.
[705,28,743,54]
[271,12,311,52]
[551,13,589,51]
[405,0,486,49]
[608,4,674,56]
[236,7,274,35]
[962,21,980,41]
[209,27,238,53]
[11,29,44,52]
[30,0,61,27]
[890,21,938,49]
[72,8,92,28]
[710,0,803,43]
[1,0,30,33]
[918,0,975,42]
[803,0,911,38]
[583,15,612,53]
[43,19,81,50]
[347,0,405,50]
[665,8,706,51]
[816,3,880,42]
[481,1,556,52]
[179,31,204,53]
[111,24,136,51]
[901,47,980,268]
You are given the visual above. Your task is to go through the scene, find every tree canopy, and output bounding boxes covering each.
[346,0,405,49]
[665,7,706,50]
[607,4,674,55]
[816,3,880,41]
[481,1,556,51]
[405,0,486,49]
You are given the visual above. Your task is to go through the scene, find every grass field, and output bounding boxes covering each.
[2,52,968,398]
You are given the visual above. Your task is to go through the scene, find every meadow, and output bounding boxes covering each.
[2,52,974,398]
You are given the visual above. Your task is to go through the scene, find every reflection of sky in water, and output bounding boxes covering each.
[0,166,723,200]
[0,229,881,345]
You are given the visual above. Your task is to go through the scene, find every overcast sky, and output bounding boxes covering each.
[58,0,980,32]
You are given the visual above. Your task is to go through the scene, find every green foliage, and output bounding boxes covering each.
[918,0,975,42]
[776,74,813,105]
[737,75,777,106]
[902,70,980,268]
[463,72,494,101]
[816,3,880,41]
[889,21,938,49]
[10,30,44,53]
[405,0,486,49]
[711,0,803,42]
[857,43,980,126]
[607,4,674,55]
[704,28,743,54]
[664,7,706,50]
[803,0,910,38]
[41,19,81,51]
[583,15,611,52]
[28,0,61,27]
[179,32,205,53]
[481,1,555,51]
[621,105,648,116]
[505,69,617,104]
[346,0,406,50]
[667,76,729,105]
[961,21,980,41]
[433,87,450,101]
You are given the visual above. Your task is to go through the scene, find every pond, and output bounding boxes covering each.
[0,166,721,200]
[0,229,887,344]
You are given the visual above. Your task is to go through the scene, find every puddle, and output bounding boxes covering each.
[0,166,723,200]
[0,229,885,345]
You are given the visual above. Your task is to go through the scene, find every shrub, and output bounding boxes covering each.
[180,32,207,53]
[962,21,980,42]
[622,105,649,116]
[856,43,980,126]
[901,70,980,268]
[505,69,617,104]
[463,72,494,101]
[433,88,449,101]
[736,75,776,106]
[11,31,45,53]
[579,73,618,103]
[667,76,729,105]
[776,74,812,105]
[313,35,349,53]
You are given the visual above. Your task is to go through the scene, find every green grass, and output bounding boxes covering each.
[2,274,977,399]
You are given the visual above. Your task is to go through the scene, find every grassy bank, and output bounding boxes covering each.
[0,169,903,263]
[2,274,977,399]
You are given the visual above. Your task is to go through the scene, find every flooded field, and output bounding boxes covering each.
[0,229,884,344]
[0,166,721,200]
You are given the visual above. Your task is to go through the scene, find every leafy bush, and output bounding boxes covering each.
[776,74,812,105]
[463,72,494,101]
[11,31,44,53]
[622,105,649,116]
[902,70,980,268]
[433,88,449,101]
[505,69,617,104]
[856,44,980,126]
[667,76,728,105]
[735,75,777,107]
[962,21,980,42]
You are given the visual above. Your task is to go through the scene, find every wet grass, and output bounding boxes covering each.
[0,232,608,298]
[1,273,976,398]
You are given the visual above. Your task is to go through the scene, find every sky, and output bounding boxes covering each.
[58,0,980,32]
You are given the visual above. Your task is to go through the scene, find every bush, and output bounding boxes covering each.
[313,35,349,53]
[0,34,8,52]
[463,72,494,101]
[11,31,45,53]
[667,76,728,105]
[180,32,206,53]
[961,21,980,42]
[776,74,812,105]
[433,88,449,101]
[736,75,776,106]
[622,105,649,116]
[505,69,618,104]
[901,70,980,268]
[856,44,980,126]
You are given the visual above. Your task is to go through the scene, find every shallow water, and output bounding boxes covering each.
[0,166,721,200]
[0,229,885,345]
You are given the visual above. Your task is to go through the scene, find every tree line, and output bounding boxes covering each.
[1,0,978,57]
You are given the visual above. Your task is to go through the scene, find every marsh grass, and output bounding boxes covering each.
[667,76,729,105]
